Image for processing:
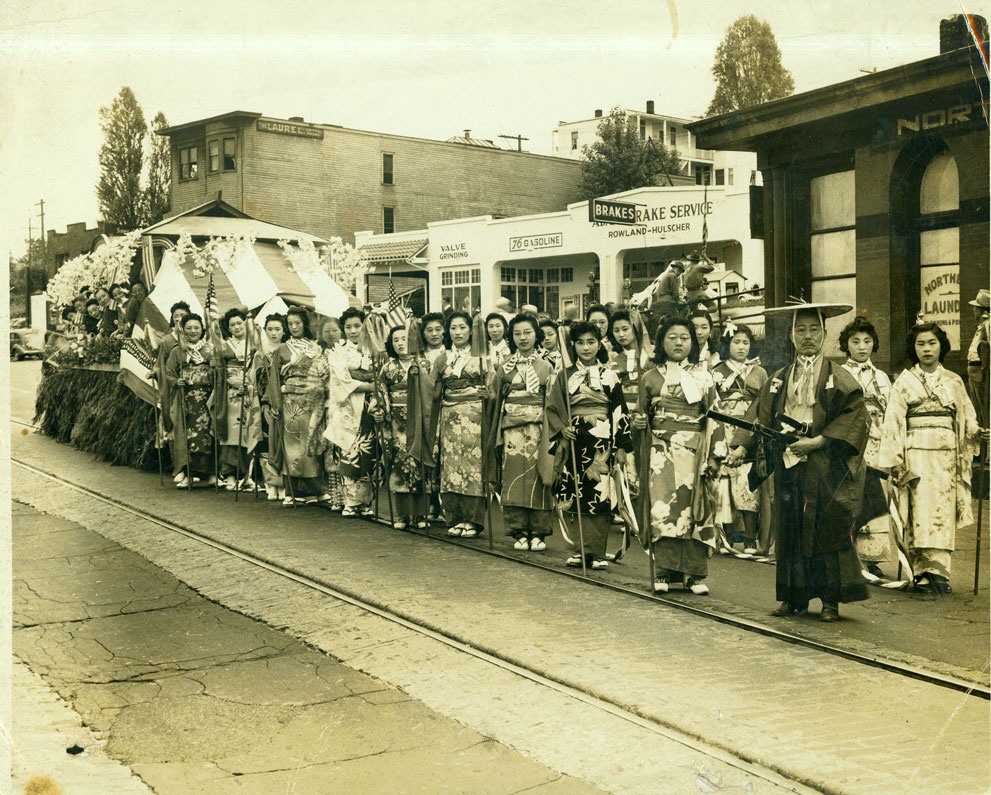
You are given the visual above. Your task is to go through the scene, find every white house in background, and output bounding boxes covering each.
[355,183,763,318]
[551,102,760,190]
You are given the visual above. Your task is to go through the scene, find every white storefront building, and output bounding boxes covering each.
[356,185,762,318]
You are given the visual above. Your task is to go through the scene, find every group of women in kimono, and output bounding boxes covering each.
[155,297,985,598]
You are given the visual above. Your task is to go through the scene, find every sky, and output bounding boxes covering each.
[1,0,986,261]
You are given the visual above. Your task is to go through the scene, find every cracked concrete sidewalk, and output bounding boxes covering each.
[12,501,601,794]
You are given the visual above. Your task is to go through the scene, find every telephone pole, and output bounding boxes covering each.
[26,217,33,324]
[498,133,529,152]
[36,198,46,279]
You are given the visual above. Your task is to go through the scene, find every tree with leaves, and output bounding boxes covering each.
[145,111,171,224]
[578,107,682,200]
[96,87,148,231]
[706,15,795,117]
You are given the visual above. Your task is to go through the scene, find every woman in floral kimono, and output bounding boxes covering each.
[323,307,377,517]
[166,314,217,489]
[254,314,288,501]
[305,318,348,512]
[267,306,327,506]
[372,326,434,529]
[153,301,191,483]
[712,322,767,554]
[486,313,511,366]
[607,310,651,510]
[491,314,557,551]
[215,308,263,492]
[879,322,984,594]
[553,321,632,569]
[634,316,723,595]
[433,312,489,537]
[840,316,893,577]
[419,312,447,521]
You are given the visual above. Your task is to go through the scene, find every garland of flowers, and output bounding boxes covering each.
[278,236,364,295]
[49,334,124,366]
[45,230,143,308]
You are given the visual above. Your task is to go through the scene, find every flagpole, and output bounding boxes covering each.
[175,326,193,493]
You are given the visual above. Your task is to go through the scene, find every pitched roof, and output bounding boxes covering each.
[143,215,327,245]
[358,238,428,266]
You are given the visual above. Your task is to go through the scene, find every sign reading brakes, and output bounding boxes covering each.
[589,198,638,225]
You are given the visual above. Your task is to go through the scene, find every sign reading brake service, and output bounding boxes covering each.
[588,198,638,225]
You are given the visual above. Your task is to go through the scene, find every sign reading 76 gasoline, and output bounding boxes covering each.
[588,198,638,225]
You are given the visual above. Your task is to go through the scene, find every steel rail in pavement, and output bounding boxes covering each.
[13,454,825,795]
[11,415,990,703]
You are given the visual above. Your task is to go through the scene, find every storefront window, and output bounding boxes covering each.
[441,267,480,314]
[810,169,856,354]
[916,151,960,348]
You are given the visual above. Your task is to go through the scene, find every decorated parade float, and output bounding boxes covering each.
[36,201,358,470]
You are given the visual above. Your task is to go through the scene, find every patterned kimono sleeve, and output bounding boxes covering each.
[877,373,910,473]
[305,355,329,413]
[608,380,633,452]
[266,346,286,413]
[702,377,727,459]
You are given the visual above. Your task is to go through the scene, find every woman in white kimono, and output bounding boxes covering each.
[322,307,377,517]
[840,316,893,577]
[879,322,984,594]
[485,312,511,366]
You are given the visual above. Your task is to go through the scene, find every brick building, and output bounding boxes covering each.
[157,112,584,246]
[45,220,118,278]
[689,15,989,372]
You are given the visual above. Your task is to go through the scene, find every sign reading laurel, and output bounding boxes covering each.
[508,233,563,252]
[256,119,324,139]
[588,198,638,225]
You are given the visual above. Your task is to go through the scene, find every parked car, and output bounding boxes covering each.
[10,328,44,360]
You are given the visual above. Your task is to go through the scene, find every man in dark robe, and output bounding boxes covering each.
[725,304,869,621]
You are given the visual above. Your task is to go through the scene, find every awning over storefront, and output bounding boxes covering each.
[358,238,428,268]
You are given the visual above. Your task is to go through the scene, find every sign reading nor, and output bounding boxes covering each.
[588,198,638,225]
[257,119,324,140]
[509,233,563,253]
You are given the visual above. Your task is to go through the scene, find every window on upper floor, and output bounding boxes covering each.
[639,119,646,138]
[383,206,395,234]
[727,168,734,186]
[571,131,578,151]
[208,140,220,173]
[179,146,198,180]
[382,153,394,185]
[223,137,236,171]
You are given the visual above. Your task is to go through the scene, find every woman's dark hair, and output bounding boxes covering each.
[443,311,473,349]
[485,312,508,341]
[653,316,700,365]
[839,316,879,356]
[568,319,610,364]
[606,309,643,352]
[539,318,557,333]
[385,325,406,359]
[585,303,610,322]
[61,306,74,320]
[264,313,289,342]
[341,307,366,326]
[285,306,314,339]
[179,313,205,339]
[168,300,191,327]
[718,322,758,360]
[86,298,99,309]
[109,282,126,295]
[906,322,951,364]
[220,307,247,338]
[507,313,544,354]
[420,312,445,347]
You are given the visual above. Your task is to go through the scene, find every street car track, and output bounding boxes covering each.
[12,454,823,795]
[10,416,990,704]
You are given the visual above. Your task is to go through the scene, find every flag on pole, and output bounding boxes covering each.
[373,277,406,329]
[118,325,159,406]
[204,271,218,321]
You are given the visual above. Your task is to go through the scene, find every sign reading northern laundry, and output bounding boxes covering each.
[509,233,563,252]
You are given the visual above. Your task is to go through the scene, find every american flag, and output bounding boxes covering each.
[375,278,407,329]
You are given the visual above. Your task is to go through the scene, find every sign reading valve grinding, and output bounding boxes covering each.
[588,197,638,225]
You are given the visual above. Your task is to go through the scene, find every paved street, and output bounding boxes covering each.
[9,406,991,794]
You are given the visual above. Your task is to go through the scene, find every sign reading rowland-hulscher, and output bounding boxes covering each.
[256,119,325,139]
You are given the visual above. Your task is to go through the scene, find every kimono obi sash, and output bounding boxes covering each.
[181,361,212,386]
[649,394,703,434]
[386,385,408,408]
[571,386,609,420]
[282,363,310,396]
[503,399,542,429]
[442,384,484,406]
